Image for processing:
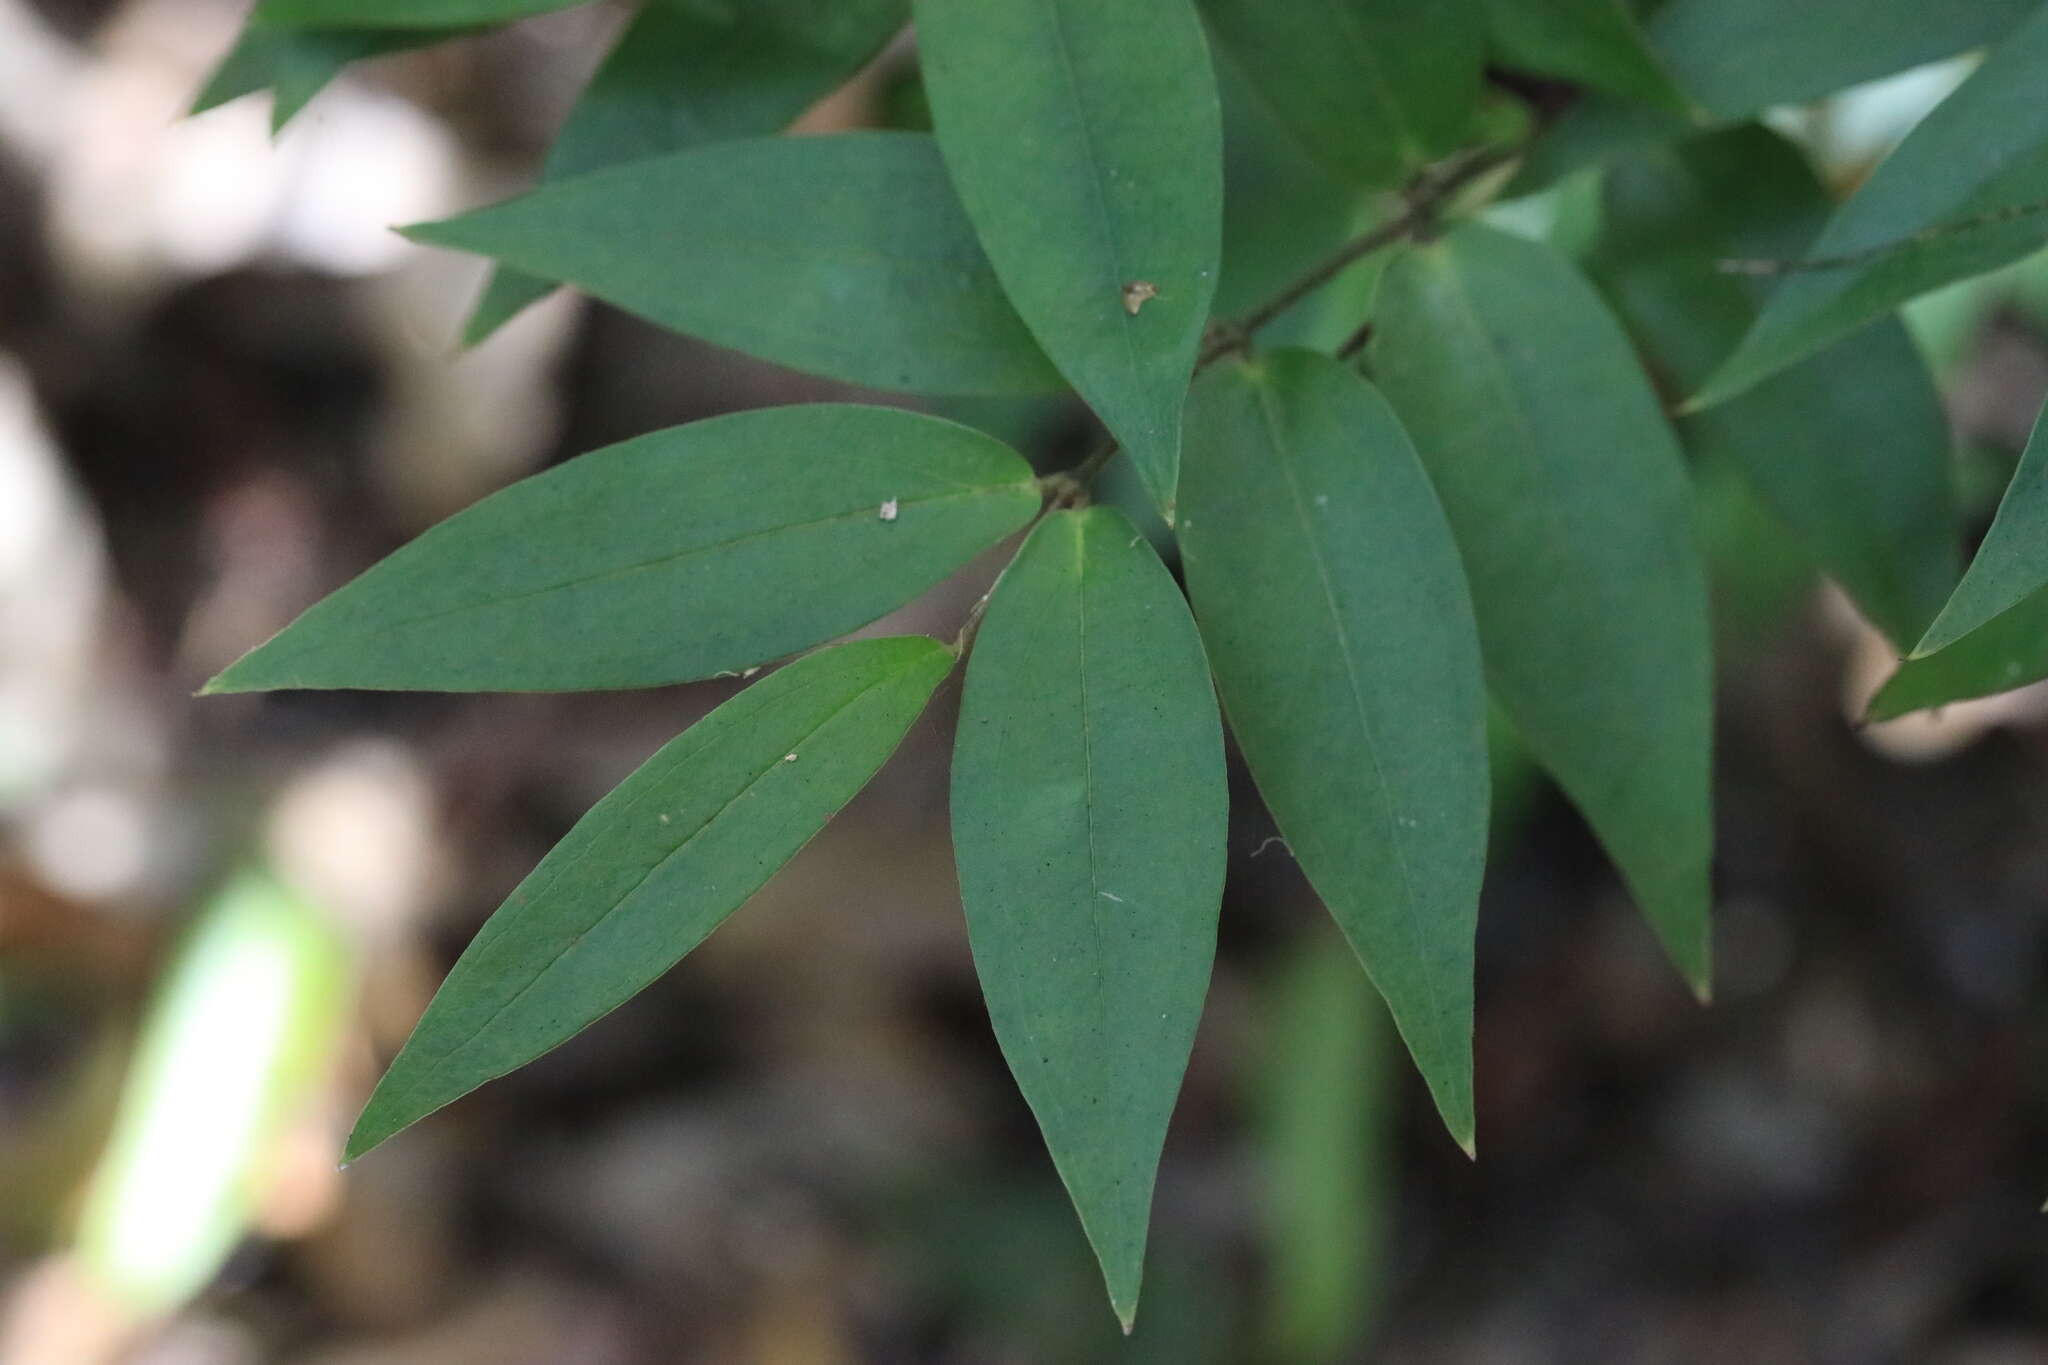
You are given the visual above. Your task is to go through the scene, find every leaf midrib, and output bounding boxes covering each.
[362,482,1029,637]
[1248,377,1455,1087]
[1424,253,1662,807]
[371,657,916,1140]
[1040,0,1149,433]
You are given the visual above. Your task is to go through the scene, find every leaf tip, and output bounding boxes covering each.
[1905,622,1954,661]
[1110,1284,1140,1336]
[395,217,459,250]
[200,651,276,695]
[459,308,506,351]
[1680,951,1714,1005]
[343,1108,400,1167]
[1685,359,1760,414]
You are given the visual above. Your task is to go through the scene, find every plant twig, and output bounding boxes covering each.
[1334,319,1375,362]
[1046,144,1518,494]
[1198,142,1520,368]
[1059,440,1120,493]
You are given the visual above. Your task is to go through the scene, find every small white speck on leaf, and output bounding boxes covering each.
[742,666,761,679]
[1121,280,1159,316]
[783,753,798,763]
[879,498,899,522]
[1099,891,1125,904]
[658,813,670,825]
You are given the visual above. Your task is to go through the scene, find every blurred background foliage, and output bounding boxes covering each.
[3,1,2048,1361]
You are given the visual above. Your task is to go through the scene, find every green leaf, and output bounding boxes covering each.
[195,24,465,131]
[1198,0,1484,189]
[1654,0,2037,119]
[1484,0,1690,116]
[206,405,1039,694]
[346,636,954,1160]
[411,133,1061,396]
[1916,399,2048,656]
[1211,52,1380,351]
[915,0,1223,515]
[1694,6,2048,406]
[1179,352,1486,1152]
[1507,0,2039,195]
[1370,224,1714,994]
[1589,126,1958,649]
[253,0,574,27]
[467,0,909,344]
[1867,583,2048,721]
[951,507,1227,1329]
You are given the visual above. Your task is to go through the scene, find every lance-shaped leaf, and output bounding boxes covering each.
[951,507,1227,1328]
[1694,5,2048,407]
[1371,224,1714,994]
[1915,400,2048,656]
[1654,0,2036,119]
[195,24,466,131]
[1869,584,2048,721]
[1484,0,1690,116]
[346,636,955,1160]
[1198,0,1483,189]
[1589,126,1957,649]
[411,134,1061,396]
[206,405,1039,694]
[916,0,1222,514]
[467,0,909,344]
[1507,0,2038,195]
[254,0,574,26]
[1180,352,1487,1153]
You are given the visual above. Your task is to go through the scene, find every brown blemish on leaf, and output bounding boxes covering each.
[1121,280,1158,316]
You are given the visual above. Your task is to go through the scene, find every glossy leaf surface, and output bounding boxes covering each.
[1371,225,1714,993]
[1590,126,1957,648]
[1180,351,1486,1151]
[207,405,1039,693]
[916,0,1223,513]
[412,134,1061,396]
[468,0,909,343]
[952,507,1227,1327]
[1199,0,1483,188]
[347,637,955,1159]
[1696,6,2048,406]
